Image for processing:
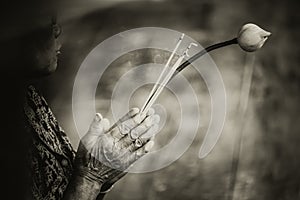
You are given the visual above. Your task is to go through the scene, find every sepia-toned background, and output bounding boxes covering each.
[5,0,300,199]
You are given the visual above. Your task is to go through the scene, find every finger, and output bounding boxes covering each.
[134,114,160,139]
[116,122,131,136]
[88,113,110,136]
[141,114,160,138]
[88,113,102,131]
[130,115,155,139]
[140,123,159,139]
[144,140,155,153]
[108,108,141,143]
[133,112,147,124]
[118,119,151,149]
[82,113,109,149]
[126,114,159,151]
[118,134,135,149]
[128,140,155,164]
[127,136,152,152]
[123,107,140,121]
[110,127,125,141]
[110,108,153,142]
[100,118,110,133]
[109,108,139,131]
[122,112,143,129]
[116,111,146,136]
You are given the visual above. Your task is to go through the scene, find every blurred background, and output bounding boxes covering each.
[4,0,300,199]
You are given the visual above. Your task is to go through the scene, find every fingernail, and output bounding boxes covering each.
[95,113,103,122]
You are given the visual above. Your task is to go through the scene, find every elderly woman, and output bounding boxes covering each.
[0,4,159,200]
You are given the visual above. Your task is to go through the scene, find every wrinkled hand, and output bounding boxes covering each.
[74,108,160,189]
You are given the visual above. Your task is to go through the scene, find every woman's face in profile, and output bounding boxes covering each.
[26,19,62,77]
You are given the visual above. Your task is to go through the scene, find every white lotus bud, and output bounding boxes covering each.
[237,23,271,52]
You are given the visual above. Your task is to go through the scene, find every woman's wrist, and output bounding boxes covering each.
[77,174,102,191]
[75,165,106,185]
[63,173,103,200]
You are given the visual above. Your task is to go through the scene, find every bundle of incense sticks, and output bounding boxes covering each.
[140,34,198,115]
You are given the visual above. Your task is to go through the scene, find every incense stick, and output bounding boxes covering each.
[141,34,185,113]
[141,54,185,115]
[141,42,198,116]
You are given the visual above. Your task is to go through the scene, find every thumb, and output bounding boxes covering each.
[82,113,110,148]
[88,113,110,135]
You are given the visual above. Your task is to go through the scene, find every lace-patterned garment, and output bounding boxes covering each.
[24,86,76,200]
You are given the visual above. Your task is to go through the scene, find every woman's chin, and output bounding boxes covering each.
[47,61,58,74]
[42,56,59,75]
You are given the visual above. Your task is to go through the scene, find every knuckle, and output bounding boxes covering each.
[130,129,139,139]
[119,123,131,135]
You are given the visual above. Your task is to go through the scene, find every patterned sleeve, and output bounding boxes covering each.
[24,85,76,200]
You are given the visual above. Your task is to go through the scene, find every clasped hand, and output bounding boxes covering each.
[75,107,160,189]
